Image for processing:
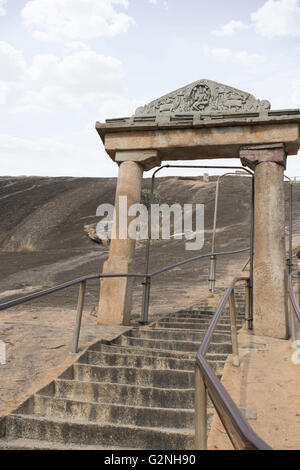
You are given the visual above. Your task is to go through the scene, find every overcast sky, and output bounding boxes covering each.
[1,0,300,178]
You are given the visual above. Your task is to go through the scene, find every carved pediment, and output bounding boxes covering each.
[134,79,271,117]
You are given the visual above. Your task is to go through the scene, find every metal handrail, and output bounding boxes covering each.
[288,268,300,348]
[288,268,300,322]
[144,164,255,328]
[150,247,249,277]
[0,272,146,354]
[0,273,145,312]
[0,247,251,350]
[0,256,271,449]
[195,276,272,450]
[140,246,250,324]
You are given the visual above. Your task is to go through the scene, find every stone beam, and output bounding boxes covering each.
[103,123,300,161]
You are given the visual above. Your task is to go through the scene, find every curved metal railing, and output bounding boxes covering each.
[0,272,146,354]
[140,246,251,325]
[195,276,272,450]
[0,246,250,352]
[288,268,300,348]
[289,269,300,322]
[0,248,271,450]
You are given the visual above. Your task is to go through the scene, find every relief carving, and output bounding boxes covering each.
[134,79,271,116]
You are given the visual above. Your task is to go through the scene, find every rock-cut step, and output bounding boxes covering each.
[77,349,226,375]
[1,414,195,450]
[14,393,201,429]
[126,328,231,342]
[0,301,245,450]
[60,363,195,389]
[49,379,197,409]
[112,334,232,354]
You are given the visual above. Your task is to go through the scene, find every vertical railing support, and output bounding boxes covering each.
[195,366,207,450]
[229,289,240,367]
[245,280,251,330]
[140,276,151,325]
[288,295,298,349]
[209,255,217,292]
[249,175,255,331]
[288,272,299,349]
[72,280,86,354]
[298,271,300,312]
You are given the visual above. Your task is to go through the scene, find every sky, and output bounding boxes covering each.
[1,0,300,178]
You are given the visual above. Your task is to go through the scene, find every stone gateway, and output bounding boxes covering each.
[96,79,300,340]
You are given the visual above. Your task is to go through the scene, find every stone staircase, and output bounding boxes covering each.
[0,305,244,450]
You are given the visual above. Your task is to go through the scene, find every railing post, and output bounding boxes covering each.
[195,365,207,450]
[229,289,240,367]
[72,280,86,354]
[245,280,251,330]
[209,255,217,292]
[140,276,151,325]
[288,295,297,349]
[298,271,300,311]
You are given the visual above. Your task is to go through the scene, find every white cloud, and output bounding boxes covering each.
[63,41,90,54]
[0,41,26,83]
[0,40,140,115]
[212,20,248,37]
[291,77,300,105]
[98,96,144,120]
[0,0,7,16]
[15,49,126,113]
[205,46,265,67]
[251,0,300,38]
[0,41,26,103]
[0,132,116,177]
[149,0,158,4]
[21,0,135,42]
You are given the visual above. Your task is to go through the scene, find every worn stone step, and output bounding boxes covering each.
[79,350,196,371]
[157,317,243,326]
[113,335,232,354]
[168,311,244,319]
[128,328,231,343]
[163,315,244,324]
[166,312,215,319]
[0,437,133,450]
[153,322,239,331]
[166,315,244,323]
[3,414,194,450]
[60,364,195,389]
[44,379,197,409]
[78,350,225,375]
[89,342,228,362]
[18,395,198,429]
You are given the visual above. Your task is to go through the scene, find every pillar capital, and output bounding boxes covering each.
[240,143,287,170]
[115,150,161,171]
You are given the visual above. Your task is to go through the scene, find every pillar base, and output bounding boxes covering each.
[98,258,135,326]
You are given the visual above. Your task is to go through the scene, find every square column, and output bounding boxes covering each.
[98,151,160,326]
[241,144,289,339]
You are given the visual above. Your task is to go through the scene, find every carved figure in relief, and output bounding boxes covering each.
[134,79,271,117]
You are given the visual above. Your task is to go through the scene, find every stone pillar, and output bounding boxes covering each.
[241,144,289,339]
[98,150,160,326]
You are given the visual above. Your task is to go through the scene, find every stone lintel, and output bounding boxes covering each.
[240,143,287,170]
[115,150,161,172]
[103,123,299,161]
